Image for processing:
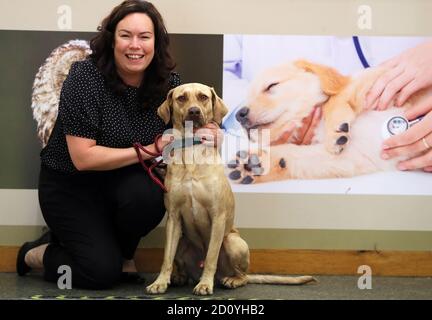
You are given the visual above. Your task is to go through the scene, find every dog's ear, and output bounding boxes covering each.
[295,60,349,96]
[210,87,228,125]
[157,89,174,124]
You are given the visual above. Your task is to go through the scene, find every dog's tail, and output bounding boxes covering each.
[246,274,317,285]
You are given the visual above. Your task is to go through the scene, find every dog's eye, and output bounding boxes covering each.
[198,94,208,101]
[264,82,279,92]
[176,95,187,103]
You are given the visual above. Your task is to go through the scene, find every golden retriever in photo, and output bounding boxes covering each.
[227,60,432,184]
[146,83,315,295]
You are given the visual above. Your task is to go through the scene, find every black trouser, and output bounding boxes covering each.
[38,164,165,289]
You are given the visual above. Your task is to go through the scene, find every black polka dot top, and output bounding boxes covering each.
[40,59,181,174]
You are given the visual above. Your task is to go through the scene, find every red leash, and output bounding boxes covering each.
[133,134,168,192]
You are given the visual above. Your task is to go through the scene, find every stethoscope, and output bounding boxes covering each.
[352,36,370,68]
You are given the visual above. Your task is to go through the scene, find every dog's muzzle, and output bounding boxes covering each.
[185,106,204,127]
[235,106,253,129]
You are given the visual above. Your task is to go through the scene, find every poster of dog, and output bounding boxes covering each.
[221,35,432,195]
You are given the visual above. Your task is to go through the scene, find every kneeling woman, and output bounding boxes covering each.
[16,0,218,289]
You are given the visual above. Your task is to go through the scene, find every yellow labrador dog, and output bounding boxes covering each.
[146,83,315,295]
[228,60,432,184]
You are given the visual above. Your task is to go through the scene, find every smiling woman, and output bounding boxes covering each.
[90,0,175,104]
[114,13,155,87]
[16,0,186,290]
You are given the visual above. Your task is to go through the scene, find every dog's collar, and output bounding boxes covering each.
[170,137,203,150]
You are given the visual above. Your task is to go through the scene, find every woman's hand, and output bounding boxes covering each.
[194,122,224,147]
[365,40,432,110]
[155,134,174,152]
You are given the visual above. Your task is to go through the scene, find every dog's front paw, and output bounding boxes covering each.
[193,281,214,295]
[225,150,268,184]
[146,280,169,294]
[325,122,350,154]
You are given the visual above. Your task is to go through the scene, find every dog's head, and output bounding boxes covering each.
[158,83,228,131]
[236,60,349,145]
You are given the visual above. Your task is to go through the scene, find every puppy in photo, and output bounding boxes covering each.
[227,60,432,184]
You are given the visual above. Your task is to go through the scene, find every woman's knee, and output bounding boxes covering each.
[116,188,165,228]
[121,186,164,212]
[117,203,165,238]
[112,167,165,209]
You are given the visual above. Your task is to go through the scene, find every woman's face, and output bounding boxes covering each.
[113,12,155,87]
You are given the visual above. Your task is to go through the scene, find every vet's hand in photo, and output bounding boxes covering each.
[146,83,315,295]
[364,40,432,172]
[365,40,432,111]
[380,104,432,171]
[227,59,432,184]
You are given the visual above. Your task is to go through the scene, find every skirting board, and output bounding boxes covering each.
[2,247,431,276]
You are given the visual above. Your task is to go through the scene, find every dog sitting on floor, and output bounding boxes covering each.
[145,83,316,295]
[226,60,432,184]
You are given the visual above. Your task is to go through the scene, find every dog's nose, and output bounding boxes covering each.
[235,107,250,124]
[188,107,201,117]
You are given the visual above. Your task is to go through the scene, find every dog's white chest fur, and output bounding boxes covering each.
[166,166,217,246]
[184,179,200,219]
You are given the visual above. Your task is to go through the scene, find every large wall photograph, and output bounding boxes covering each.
[221,35,432,195]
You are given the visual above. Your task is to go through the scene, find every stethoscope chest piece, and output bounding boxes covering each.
[382,115,424,139]
[382,116,409,139]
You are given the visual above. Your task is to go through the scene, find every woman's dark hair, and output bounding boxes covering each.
[89,0,175,107]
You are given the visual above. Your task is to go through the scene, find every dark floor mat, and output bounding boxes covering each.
[26,294,237,300]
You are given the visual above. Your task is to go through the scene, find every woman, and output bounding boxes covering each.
[16,0,219,289]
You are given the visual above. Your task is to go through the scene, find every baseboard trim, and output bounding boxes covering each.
[2,246,432,276]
